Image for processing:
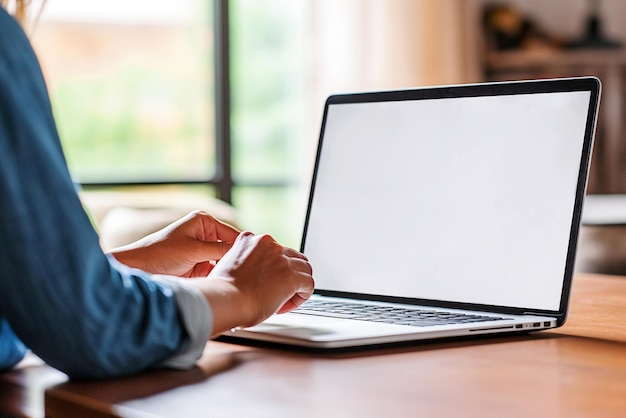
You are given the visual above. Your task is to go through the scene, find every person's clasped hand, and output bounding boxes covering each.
[110,210,240,277]
[207,231,315,328]
[110,210,315,335]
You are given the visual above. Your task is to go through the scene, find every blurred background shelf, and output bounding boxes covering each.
[486,49,626,195]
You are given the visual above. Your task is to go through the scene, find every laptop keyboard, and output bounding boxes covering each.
[294,300,510,327]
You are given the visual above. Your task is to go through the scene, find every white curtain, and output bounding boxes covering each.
[310,0,482,105]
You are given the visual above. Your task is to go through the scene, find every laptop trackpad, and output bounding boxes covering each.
[240,313,414,341]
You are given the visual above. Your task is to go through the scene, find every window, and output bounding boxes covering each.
[33,0,312,248]
[33,0,215,183]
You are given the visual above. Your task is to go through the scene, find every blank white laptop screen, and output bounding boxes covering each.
[304,90,592,312]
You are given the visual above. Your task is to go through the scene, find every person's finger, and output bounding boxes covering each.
[212,219,241,242]
[189,260,216,277]
[276,290,313,314]
[198,241,234,259]
[278,268,315,313]
[196,211,240,242]
[283,246,308,261]
[288,256,313,275]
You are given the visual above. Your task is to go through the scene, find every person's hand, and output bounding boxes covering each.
[109,210,240,277]
[191,232,315,335]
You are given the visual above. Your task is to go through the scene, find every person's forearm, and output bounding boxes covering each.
[2,253,189,378]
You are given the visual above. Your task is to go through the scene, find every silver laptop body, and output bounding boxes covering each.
[225,77,601,349]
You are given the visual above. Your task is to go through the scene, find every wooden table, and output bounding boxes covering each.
[3,273,626,417]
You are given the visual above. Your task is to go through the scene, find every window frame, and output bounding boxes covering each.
[78,0,297,207]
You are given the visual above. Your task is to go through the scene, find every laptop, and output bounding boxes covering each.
[224,77,601,349]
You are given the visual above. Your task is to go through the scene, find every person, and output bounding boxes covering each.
[0,3,314,378]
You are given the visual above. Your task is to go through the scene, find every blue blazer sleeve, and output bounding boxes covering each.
[0,8,197,378]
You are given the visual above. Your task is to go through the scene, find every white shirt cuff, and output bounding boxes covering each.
[151,275,212,369]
